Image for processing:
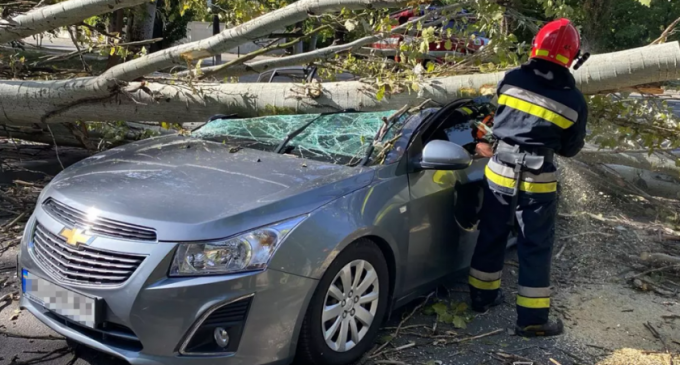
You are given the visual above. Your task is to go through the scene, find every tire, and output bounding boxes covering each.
[296,239,390,365]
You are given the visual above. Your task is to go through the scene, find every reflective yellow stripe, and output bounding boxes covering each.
[498,94,574,129]
[469,275,501,290]
[535,49,550,57]
[485,166,557,193]
[517,295,551,309]
[470,268,502,281]
[556,54,570,65]
[461,107,474,115]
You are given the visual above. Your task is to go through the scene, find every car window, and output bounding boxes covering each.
[191,111,409,166]
[271,74,304,83]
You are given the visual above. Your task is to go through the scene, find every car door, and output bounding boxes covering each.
[402,103,486,293]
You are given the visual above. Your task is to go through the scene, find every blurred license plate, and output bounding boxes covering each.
[22,270,101,328]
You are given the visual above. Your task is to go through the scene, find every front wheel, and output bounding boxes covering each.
[296,240,390,365]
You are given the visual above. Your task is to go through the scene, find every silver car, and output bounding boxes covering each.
[18,100,492,365]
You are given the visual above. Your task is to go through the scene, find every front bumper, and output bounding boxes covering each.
[19,208,318,365]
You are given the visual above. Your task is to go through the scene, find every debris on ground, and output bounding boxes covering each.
[596,348,680,365]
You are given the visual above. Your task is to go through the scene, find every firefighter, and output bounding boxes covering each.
[468,18,588,337]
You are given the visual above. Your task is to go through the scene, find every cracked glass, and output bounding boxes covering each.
[192,111,409,165]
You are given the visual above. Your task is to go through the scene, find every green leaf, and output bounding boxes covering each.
[454,302,468,314]
[161,122,169,129]
[431,302,448,316]
[444,40,453,51]
[426,62,435,73]
[379,335,394,344]
[636,0,651,6]
[452,315,467,329]
[376,85,386,101]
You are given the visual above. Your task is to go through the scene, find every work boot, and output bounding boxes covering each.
[515,318,564,337]
[471,289,505,313]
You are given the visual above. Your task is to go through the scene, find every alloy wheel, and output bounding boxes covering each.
[321,259,380,352]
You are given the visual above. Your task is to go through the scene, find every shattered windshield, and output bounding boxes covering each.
[192,111,408,165]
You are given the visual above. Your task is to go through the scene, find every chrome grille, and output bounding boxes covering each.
[31,223,145,286]
[43,199,157,241]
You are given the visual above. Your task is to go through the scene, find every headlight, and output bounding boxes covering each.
[169,216,305,276]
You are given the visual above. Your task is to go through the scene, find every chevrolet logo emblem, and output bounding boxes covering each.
[59,227,94,246]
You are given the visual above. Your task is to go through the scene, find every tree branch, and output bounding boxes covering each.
[200,4,461,79]
[99,0,408,82]
[652,16,680,45]
[198,24,332,80]
[0,0,147,43]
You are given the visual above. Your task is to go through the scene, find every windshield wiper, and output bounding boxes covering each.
[274,109,357,154]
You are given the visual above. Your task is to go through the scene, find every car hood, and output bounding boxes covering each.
[41,135,374,241]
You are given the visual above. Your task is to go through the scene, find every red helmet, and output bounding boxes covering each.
[531,18,581,68]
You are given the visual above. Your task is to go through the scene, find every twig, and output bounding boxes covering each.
[76,21,121,39]
[199,25,331,80]
[0,212,25,232]
[0,291,18,302]
[644,321,669,353]
[43,124,64,170]
[555,241,568,259]
[66,25,89,73]
[493,351,535,364]
[395,292,434,337]
[371,342,416,359]
[652,16,680,44]
[0,329,63,340]
[553,346,587,363]
[370,292,434,358]
[381,324,427,331]
[10,346,72,365]
[629,264,680,279]
[550,359,562,365]
[558,231,615,240]
[452,328,503,344]
[586,344,613,351]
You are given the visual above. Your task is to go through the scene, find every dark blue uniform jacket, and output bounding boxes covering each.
[492,59,588,158]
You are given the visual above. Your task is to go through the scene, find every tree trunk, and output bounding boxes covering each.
[1,42,679,126]
[106,10,126,69]
[577,149,680,176]
[129,1,157,43]
[601,164,680,200]
[0,0,147,43]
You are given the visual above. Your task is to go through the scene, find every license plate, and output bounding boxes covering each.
[22,269,101,328]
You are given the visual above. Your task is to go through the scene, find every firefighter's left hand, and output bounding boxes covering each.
[475,142,494,158]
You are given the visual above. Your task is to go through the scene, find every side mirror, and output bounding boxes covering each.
[418,140,472,171]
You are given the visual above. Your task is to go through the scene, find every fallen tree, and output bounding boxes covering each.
[1,42,680,126]
[0,0,678,193]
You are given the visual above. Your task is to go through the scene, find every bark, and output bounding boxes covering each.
[601,164,680,200]
[0,0,147,44]
[1,42,680,126]
[129,1,157,43]
[106,10,126,69]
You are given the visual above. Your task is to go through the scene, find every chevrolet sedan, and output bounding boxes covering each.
[18,99,492,365]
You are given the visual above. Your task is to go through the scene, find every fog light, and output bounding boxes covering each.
[213,327,229,348]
